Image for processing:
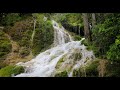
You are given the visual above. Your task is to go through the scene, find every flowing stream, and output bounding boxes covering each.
[15,20,95,77]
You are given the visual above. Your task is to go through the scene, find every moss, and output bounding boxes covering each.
[0,65,24,77]
[72,69,80,77]
[55,56,64,69]
[74,52,82,61]
[74,35,82,41]
[32,19,54,56]
[72,67,85,77]
[81,39,90,46]
[85,60,99,77]
[72,60,100,77]
[55,70,68,77]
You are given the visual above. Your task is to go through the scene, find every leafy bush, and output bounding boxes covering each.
[92,14,120,59]
[107,35,120,62]
[2,13,22,26]
[0,65,24,77]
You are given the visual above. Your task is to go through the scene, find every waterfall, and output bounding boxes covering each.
[52,20,73,46]
[15,20,95,77]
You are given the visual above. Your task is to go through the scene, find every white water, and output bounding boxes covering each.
[53,20,73,46]
[15,20,95,77]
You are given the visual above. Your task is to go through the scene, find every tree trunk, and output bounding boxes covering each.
[82,13,90,41]
[78,25,80,35]
[92,13,96,27]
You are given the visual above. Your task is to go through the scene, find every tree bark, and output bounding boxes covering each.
[82,13,90,41]
[92,13,96,27]
[78,25,80,35]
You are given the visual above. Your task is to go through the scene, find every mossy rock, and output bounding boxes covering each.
[74,52,82,61]
[0,65,24,77]
[72,69,80,77]
[55,70,68,77]
[55,54,66,69]
[72,67,85,77]
[105,62,120,77]
[55,57,64,69]
[85,60,99,77]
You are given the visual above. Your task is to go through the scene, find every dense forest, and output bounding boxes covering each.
[0,13,120,77]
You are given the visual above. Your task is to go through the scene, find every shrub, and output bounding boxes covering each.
[0,65,24,77]
[2,13,22,26]
[107,35,120,62]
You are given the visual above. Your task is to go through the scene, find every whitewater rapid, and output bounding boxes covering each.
[15,20,95,77]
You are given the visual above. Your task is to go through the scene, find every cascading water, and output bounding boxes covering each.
[15,20,95,77]
[52,20,73,46]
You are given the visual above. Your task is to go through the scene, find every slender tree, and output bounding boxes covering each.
[92,13,96,27]
[82,13,90,41]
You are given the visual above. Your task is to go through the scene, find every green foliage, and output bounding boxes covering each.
[73,35,82,41]
[105,62,120,77]
[52,13,84,36]
[92,14,120,59]
[72,60,99,77]
[19,47,30,58]
[81,39,90,46]
[9,18,33,42]
[0,65,24,77]
[2,13,22,26]
[107,35,120,62]
[55,70,68,77]
[72,69,82,77]
[85,60,99,77]
[55,56,65,69]
[0,31,12,59]
[32,20,54,56]
[63,13,83,26]
[81,39,95,52]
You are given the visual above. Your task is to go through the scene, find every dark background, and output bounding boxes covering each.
[0,0,120,12]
